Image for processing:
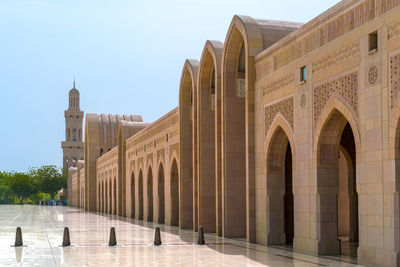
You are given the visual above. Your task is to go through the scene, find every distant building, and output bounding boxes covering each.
[61,80,84,171]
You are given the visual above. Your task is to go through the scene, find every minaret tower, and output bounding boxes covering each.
[61,79,84,171]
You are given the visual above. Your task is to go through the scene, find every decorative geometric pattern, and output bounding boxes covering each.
[263,75,294,96]
[388,22,400,40]
[391,55,400,109]
[312,43,359,73]
[265,97,293,136]
[368,65,378,85]
[313,72,358,124]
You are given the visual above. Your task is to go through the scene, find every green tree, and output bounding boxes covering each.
[30,165,66,200]
[9,172,34,204]
[0,171,16,204]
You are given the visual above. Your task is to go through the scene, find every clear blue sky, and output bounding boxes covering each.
[0,0,341,172]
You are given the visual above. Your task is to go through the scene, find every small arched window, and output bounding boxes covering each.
[73,129,76,141]
[210,70,216,111]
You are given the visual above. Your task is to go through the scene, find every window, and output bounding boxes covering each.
[300,66,307,82]
[369,31,378,52]
[211,71,216,111]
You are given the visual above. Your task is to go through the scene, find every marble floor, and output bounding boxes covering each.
[0,205,366,267]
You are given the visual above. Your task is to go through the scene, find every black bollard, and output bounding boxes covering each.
[62,227,71,246]
[14,227,23,247]
[154,227,162,246]
[197,226,205,245]
[109,227,117,246]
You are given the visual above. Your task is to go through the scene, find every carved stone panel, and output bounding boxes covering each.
[313,72,358,124]
[265,97,294,136]
[390,55,400,109]
[312,42,359,74]
[368,65,378,85]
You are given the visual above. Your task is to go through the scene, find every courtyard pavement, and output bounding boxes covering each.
[0,205,366,266]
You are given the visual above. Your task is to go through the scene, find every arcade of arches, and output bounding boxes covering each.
[66,1,400,266]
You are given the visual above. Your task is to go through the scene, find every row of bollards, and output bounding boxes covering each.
[13,225,206,247]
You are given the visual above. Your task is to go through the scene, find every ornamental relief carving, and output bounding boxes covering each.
[262,74,294,96]
[312,42,359,73]
[368,65,378,85]
[390,54,400,109]
[388,23,400,40]
[265,97,294,136]
[313,72,358,124]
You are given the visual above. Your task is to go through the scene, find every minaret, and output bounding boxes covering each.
[61,79,84,171]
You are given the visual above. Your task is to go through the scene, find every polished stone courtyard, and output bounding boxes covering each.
[0,205,365,266]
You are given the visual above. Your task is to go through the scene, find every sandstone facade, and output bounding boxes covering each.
[66,1,400,265]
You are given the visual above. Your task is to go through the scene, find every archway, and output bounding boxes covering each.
[171,159,179,226]
[139,169,144,220]
[316,109,359,256]
[265,125,294,245]
[102,181,104,213]
[158,164,165,224]
[108,179,112,214]
[113,177,117,215]
[147,167,153,222]
[179,60,197,229]
[106,180,109,214]
[98,183,101,212]
[198,42,221,233]
[131,172,135,218]
[222,29,247,237]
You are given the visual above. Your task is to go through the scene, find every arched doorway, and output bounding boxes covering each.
[316,109,358,256]
[106,180,109,214]
[266,126,294,245]
[139,169,144,220]
[113,177,117,215]
[222,31,247,237]
[158,164,165,223]
[179,60,197,229]
[171,159,179,226]
[131,172,135,218]
[108,179,112,214]
[147,167,153,222]
[101,181,104,212]
[198,44,219,233]
[98,183,101,212]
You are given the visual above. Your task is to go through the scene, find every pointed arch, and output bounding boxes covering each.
[138,168,144,220]
[388,98,400,259]
[265,113,296,166]
[170,157,180,227]
[113,177,117,215]
[313,96,361,164]
[220,15,264,239]
[146,164,154,222]
[179,59,198,229]
[196,40,224,233]
[389,98,400,162]
[130,171,135,218]
[313,96,360,255]
[264,113,296,245]
[157,161,165,224]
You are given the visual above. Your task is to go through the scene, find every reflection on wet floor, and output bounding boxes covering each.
[0,205,366,266]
